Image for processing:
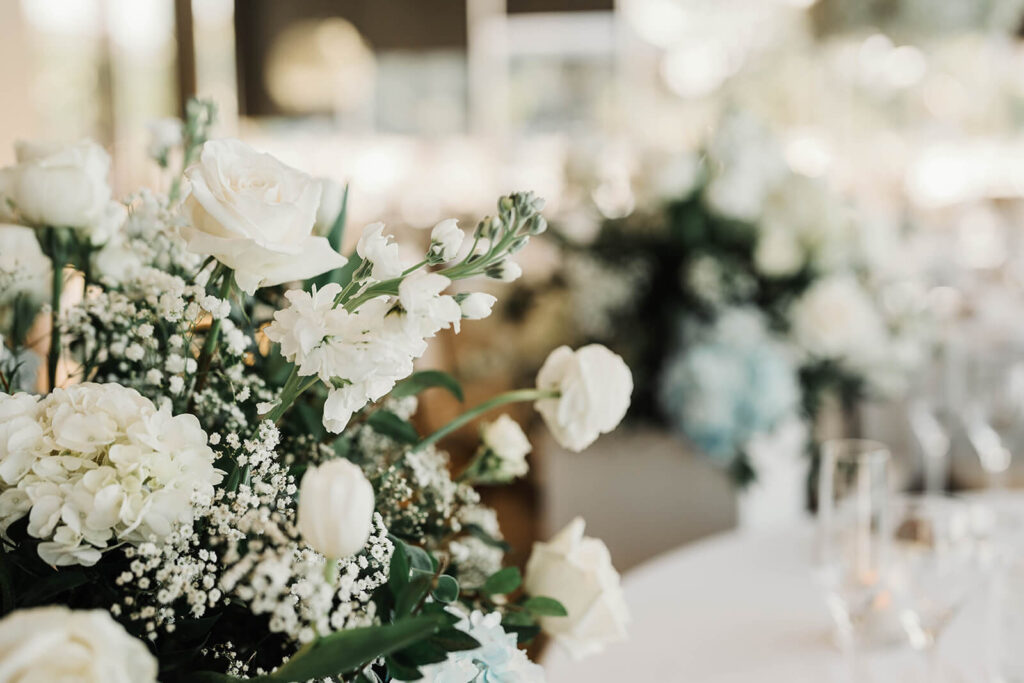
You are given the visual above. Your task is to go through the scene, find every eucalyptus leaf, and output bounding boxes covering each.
[522,596,568,617]
[431,574,458,604]
[392,370,464,402]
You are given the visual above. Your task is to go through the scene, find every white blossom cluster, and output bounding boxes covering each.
[0,383,222,566]
[266,270,461,433]
[401,609,544,683]
[90,190,200,286]
[564,252,649,340]
[111,421,393,673]
[448,505,505,590]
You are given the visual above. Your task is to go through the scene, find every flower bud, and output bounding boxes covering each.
[485,260,522,283]
[427,218,464,264]
[457,292,497,320]
[528,215,547,235]
[298,459,375,559]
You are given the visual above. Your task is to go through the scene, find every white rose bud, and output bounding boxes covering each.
[181,139,347,294]
[298,459,375,559]
[0,606,158,682]
[535,344,632,452]
[458,292,496,320]
[428,218,464,263]
[315,177,346,236]
[524,517,629,659]
[0,140,117,237]
[480,414,531,480]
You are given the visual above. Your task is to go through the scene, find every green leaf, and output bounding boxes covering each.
[464,523,511,552]
[366,411,419,444]
[389,539,411,592]
[191,672,244,683]
[394,572,432,617]
[268,616,442,682]
[481,566,521,596]
[503,624,541,644]
[392,370,464,402]
[395,639,448,666]
[431,628,481,652]
[522,596,568,617]
[384,656,422,681]
[18,569,89,606]
[431,574,459,603]
[405,544,435,573]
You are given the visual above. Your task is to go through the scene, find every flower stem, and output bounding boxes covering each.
[414,388,558,452]
[190,269,233,400]
[324,557,338,585]
[47,231,63,392]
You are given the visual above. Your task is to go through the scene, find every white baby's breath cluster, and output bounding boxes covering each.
[448,505,505,590]
[0,383,222,566]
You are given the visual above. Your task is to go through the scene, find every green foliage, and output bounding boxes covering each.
[482,566,522,596]
[392,369,465,402]
[366,410,420,444]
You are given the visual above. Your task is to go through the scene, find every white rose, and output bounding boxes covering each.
[481,414,531,480]
[298,459,375,558]
[789,274,887,365]
[0,140,117,238]
[524,517,629,659]
[535,344,632,452]
[754,225,804,278]
[428,218,464,263]
[315,177,346,236]
[181,139,347,294]
[356,222,403,281]
[0,606,158,682]
[458,292,496,320]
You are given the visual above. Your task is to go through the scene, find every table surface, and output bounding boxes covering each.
[542,521,997,682]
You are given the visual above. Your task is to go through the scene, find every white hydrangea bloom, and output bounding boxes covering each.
[0,384,223,566]
[399,610,545,683]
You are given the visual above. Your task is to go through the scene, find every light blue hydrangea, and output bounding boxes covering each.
[658,308,800,465]
[400,609,545,683]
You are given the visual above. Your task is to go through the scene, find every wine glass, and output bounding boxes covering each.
[814,439,892,677]
[908,356,953,494]
[964,348,1024,490]
[886,494,983,682]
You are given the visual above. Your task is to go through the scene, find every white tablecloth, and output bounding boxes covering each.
[542,523,994,682]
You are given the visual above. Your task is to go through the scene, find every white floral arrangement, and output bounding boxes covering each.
[0,101,632,682]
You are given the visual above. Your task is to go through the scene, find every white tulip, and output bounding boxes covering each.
[524,517,629,659]
[181,139,347,294]
[0,140,118,240]
[298,459,375,559]
[458,292,496,321]
[0,606,158,682]
[428,218,464,263]
[535,344,632,452]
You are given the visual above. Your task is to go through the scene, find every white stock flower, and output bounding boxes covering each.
[458,292,496,321]
[400,609,544,682]
[0,606,158,682]
[428,218,464,263]
[297,459,375,559]
[535,344,632,452]
[524,517,629,659]
[356,222,403,281]
[789,273,887,366]
[0,384,222,566]
[181,139,347,294]
[0,140,120,240]
[488,260,522,282]
[481,414,531,480]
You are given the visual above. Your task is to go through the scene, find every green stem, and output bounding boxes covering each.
[47,231,63,392]
[414,388,558,452]
[190,270,233,400]
[324,558,338,585]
